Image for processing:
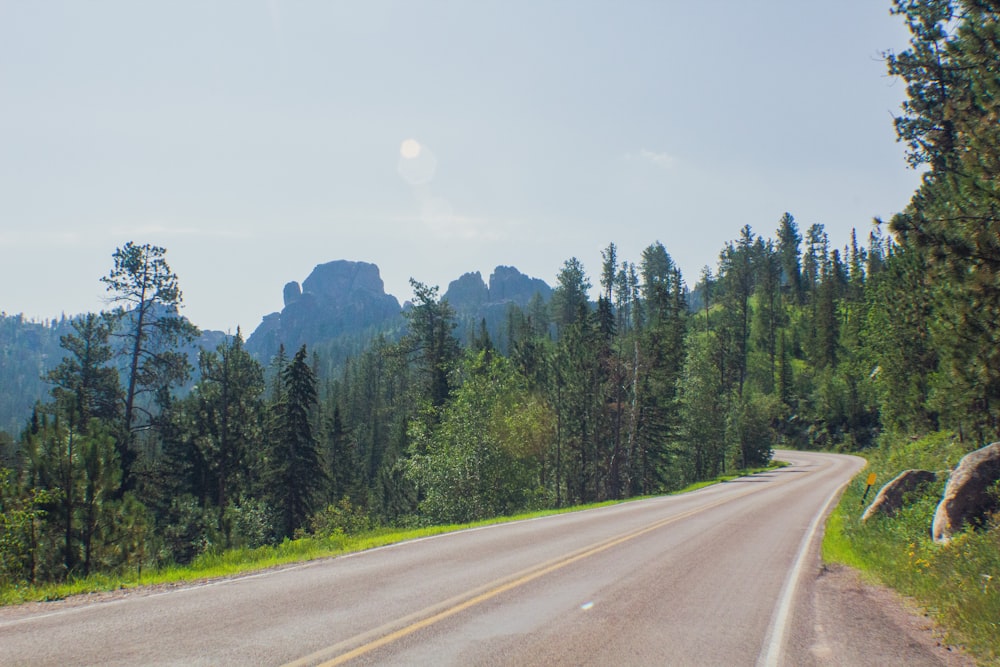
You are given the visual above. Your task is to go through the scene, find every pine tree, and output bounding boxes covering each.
[46,313,121,431]
[192,330,265,542]
[101,242,199,490]
[267,345,326,538]
[402,280,460,412]
[775,212,803,304]
[551,258,592,332]
[885,0,1000,437]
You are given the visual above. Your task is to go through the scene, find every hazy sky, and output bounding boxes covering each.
[1,1,922,333]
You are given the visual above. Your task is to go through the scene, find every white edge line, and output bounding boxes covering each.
[756,471,853,667]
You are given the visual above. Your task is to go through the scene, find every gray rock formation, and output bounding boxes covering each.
[932,442,1000,543]
[247,260,402,363]
[443,266,553,348]
[488,266,552,305]
[283,281,302,307]
[445,272,489,312]
[861,469,937,522]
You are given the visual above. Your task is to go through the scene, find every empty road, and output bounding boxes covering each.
[0,451,959,665]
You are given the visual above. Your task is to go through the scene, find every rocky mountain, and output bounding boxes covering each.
[246,261,552,365]
[445,266,552,311]
[0,262,551,435]
[444,266,552,347]
[245,260,403,365]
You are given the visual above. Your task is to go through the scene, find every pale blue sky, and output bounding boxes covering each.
[1,1,922,332]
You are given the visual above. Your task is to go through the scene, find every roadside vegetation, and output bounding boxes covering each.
[1,4,999,662]
[824,432,1000,665]
[0,463,781,607]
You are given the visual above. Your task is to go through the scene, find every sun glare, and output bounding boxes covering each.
[400,138,421,159]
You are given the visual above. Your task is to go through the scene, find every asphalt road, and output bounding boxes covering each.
[0,450,960,666]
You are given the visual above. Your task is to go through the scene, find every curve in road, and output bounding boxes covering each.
[2,450,954,666]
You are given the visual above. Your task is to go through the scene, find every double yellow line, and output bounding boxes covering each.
[284,488,756,667]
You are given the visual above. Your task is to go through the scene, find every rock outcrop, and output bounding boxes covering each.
[283,281,302,307]
[444,266,552,313]
[247,261,552,364]
[445,272,490,312]
[932,442,1000,543]
[443,266,552,346]
[861,469,937,522]
[487,266,552,305]
[246,260,402,362]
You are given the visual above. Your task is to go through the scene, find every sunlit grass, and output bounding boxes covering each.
[0,460,786,607]
[822,432,1000,665]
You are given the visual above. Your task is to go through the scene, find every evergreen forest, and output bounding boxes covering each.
[2,0,999,597]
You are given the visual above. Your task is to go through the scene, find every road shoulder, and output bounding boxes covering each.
[806,563,975,666]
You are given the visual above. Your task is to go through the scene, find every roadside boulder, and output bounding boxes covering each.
[861,469,937,522]
[932,442,1000,544]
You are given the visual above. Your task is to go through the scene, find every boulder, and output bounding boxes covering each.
[861,469,936,522]
[932,442,1000,543]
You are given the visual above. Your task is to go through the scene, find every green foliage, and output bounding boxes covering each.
[223,495,280,549]
[0,469,58,585]
[728,391,779,469]
[551,257,592,331]
[156,494,213,566]
[18,416,122,579]
[191,330,266,541]
[0,314,76,436]
[102,242,199,490]
[886,0,1000,441]
[677,332,728,479]
[401,280,460,412]
[46,313,121,430]
[304,497,373,538]
[267,345,327,538]
[7,14,1000,616]
[405,354,551,524]
[824,432,1000,663]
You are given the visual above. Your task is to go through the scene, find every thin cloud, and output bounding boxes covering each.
[111,224,252,239]
[0,230,85,247]
[387,213,502,243]
[425,216,501,242]
[637,149,677,168]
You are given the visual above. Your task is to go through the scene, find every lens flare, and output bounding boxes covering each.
[397,139,437,185]
[400,139,421,159]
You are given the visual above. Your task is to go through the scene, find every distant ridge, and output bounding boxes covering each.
[0,261,553,434]
[444,266,553,346]
[245,260,402,363]
[246,261,552,363]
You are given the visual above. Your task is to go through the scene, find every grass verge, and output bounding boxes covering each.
[0,460,785,608]
[822,432,1000,665]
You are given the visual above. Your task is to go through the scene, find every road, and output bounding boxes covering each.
[0,450,960,666]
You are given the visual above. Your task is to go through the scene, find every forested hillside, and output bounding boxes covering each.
[825,3,1000,659]
[0,216,910,585]
[0,314,72,438]
[2,0,998,597]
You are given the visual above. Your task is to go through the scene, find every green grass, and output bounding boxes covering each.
[0,460,786,607]
[822,432,1000,665]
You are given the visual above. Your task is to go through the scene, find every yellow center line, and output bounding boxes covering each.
[284,485,762,667]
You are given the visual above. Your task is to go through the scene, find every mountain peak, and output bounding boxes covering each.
[246,260,401,362]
